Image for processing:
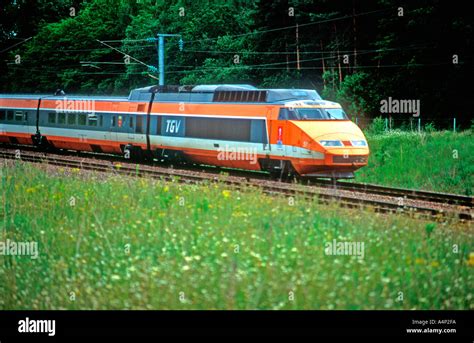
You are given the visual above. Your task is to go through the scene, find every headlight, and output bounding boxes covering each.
[319,140,343,147]
[350,140,367,147]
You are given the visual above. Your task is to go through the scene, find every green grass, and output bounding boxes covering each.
[355,130,474,195]
[0,163,473,310]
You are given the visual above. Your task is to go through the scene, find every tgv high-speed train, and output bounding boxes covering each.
[0,84,369,178]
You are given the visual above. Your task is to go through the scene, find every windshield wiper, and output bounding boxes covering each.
[324,110,334,119]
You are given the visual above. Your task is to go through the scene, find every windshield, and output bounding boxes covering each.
[278,108,348,120]
[324,108,347,120]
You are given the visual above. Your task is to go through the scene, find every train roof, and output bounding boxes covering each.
[0,84,323,104]
[0,94,128,101]
[129,84,322,103]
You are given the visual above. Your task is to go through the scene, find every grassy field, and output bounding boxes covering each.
[355,130,473,195]
[0,162,472,310]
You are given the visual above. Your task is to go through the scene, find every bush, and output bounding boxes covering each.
[367,117,386,135]
[424,122,436,133]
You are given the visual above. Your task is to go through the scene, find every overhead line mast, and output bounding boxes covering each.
[147,34,183,86]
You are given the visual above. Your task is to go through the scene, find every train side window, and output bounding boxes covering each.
[0,110,6,121]
[156,116,162,134]
[111,116,116,127]
[99,115,103,127]
[7,111,14,121]
[88,114,97,126]
[24,112,28,121]
[129,116,134,128]
[15,111,23,121]
[186,117,251,141]
[136,116,143,134]
[78,113,87,126]
[58,112,66,125]
[67,113,76,125]
[48,112,56,124]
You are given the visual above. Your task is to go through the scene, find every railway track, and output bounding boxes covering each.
[304,178,473,208]
[0,146,472,221]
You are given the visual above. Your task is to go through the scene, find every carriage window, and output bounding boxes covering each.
[15,111,23,121]
[186,117,251,142]
[24,112,28,121]
[48,112,56,124]
[99,115,103,127]
[67,113,76,125]
[156,116,161,134]
[58,112,66,124]
[112,116,116,127]
[78,113,87,125]
[0,110,6,121]
[88,114,97,126]
[7,111,14,121]
[129,116,134,128]
[136,116,143,133]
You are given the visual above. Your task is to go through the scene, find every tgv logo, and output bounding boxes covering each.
[165,119,181,134]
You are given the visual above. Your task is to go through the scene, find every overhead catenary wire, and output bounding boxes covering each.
[8,61,459,77]
[0,37,32,54]
[95,40,152,69]
[99,7,394,44]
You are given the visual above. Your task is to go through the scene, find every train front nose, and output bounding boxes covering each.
[318,135,369,167]
[291,120,370,177]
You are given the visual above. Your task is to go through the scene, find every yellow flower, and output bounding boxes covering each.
[415,258,425,265]
[222,190,231,198]
[430,261,439,267]
[467,253,474,267]
[163,186,169,192]
[26,187,36,193]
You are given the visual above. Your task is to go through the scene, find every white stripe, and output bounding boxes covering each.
[1,106,269,120]
[1,124,323,160]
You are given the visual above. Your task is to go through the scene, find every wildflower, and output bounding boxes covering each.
[222,190,231,198]
[182,265,190,271]
[467,253,474,267]
[415,258,425,265]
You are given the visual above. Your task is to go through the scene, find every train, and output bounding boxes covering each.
[0,84,369,178]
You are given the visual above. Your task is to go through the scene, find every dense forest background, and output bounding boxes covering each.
[0,0,472,126]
